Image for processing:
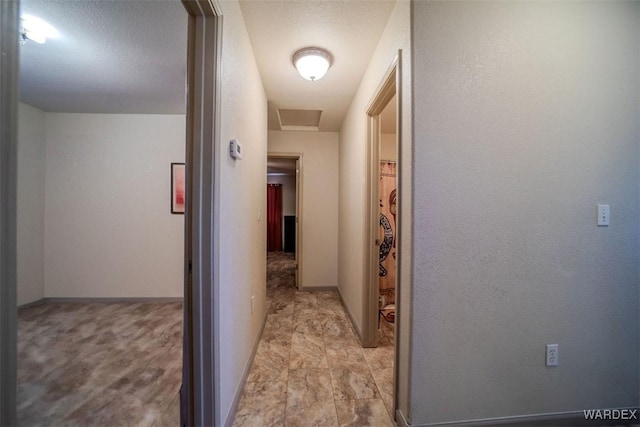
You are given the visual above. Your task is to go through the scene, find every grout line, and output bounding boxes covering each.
[323,288,342,426]
[282,284,296,425]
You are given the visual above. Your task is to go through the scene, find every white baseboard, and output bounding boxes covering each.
[17,298,46,309]
[396,409,410,427]
[336,286,363,342]
[298,285,338,292]
[19,297,183,308]
[223,310,268,427]
[411,408,640,427]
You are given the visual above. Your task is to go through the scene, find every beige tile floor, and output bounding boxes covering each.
[17,301,182,426]
[232,285,396,427]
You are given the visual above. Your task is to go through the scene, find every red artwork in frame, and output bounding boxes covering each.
[171,163,185,214]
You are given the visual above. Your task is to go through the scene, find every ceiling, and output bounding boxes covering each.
[18,0,395,129]
[19,0,187,114]
[267,157,297,175]
[239,0,396,132]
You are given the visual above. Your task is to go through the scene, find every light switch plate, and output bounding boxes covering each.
[546,344,558,367]
[230,139,243,160]
[597,204,610,226]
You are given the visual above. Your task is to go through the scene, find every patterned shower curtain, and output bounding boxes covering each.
[379,161,397,305]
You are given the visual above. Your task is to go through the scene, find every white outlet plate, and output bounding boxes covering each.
[546,344,558,367]
[597,204,610,226]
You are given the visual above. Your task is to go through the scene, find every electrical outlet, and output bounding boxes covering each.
[546,344,558,367]
[251,295,255,314]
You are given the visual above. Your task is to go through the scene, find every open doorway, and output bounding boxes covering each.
[364,58,400,348]
[377,94,398,346]
[266,156,301,300]
[363,56,401,416]
[13,1,188,424]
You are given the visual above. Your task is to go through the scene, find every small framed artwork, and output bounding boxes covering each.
[171,163,185,214]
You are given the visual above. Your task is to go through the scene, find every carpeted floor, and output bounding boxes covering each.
[17,300,182,426]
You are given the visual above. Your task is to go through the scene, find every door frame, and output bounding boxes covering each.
[363,56,399,347]
[180,0,222,425]
[267,153,303,289]
[363,52,402,413]
[0,0,19,424]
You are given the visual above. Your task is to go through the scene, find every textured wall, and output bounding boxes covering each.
[44,114,185,298]
[216,1,268,424]
[268,131,339,288]
[17,102,45,306]
[338,0,411,419]
[411,1,640,423]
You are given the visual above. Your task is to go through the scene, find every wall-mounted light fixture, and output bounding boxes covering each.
[20,15,59,45]
[292,47,333,82]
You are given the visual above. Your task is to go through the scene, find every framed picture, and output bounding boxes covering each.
[171,163,185,214]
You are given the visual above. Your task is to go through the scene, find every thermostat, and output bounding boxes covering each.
[230,139,243,160]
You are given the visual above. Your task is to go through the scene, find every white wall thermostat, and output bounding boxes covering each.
[230,139,243,160]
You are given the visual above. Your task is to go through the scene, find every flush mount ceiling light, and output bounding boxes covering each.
[292,47,333,82]
[20,15,59,45]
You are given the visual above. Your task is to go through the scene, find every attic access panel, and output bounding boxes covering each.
[277,109,322,131]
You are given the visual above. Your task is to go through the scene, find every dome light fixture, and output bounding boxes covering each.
[292,47,333,82]
[20,14,59,45]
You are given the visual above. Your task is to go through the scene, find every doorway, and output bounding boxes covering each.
[266,155,301,293]
[377,94,398,345]
[12,1,188,424]
[364,55,401,416]
[364,58,400,347]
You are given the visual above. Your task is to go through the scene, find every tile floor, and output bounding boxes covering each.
[17,300,182,426]
[233,252,395,427]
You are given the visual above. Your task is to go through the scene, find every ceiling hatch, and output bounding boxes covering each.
[277,109,322,131]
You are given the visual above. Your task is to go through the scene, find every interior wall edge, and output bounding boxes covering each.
[222,306,268,426]
[337,285,363,343]
[0,0,19,423]
[395,409,410,427]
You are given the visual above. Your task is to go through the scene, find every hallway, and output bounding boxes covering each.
[233,253,395,426]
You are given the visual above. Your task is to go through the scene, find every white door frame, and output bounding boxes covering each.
[267,152,303,289]
[363,52,402,416]
[180,0,222,425]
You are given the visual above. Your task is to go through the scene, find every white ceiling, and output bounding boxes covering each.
[239,0,396,132]
[18,0,395,127]
[19,0,187,114]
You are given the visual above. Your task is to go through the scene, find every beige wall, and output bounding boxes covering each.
[410,1,639,424]
[380,133,396,162]
[44,114,185,299]
[338,0,411,419]
[268,130,339,289]
[17,102,45,306]
[216,1,268,424]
